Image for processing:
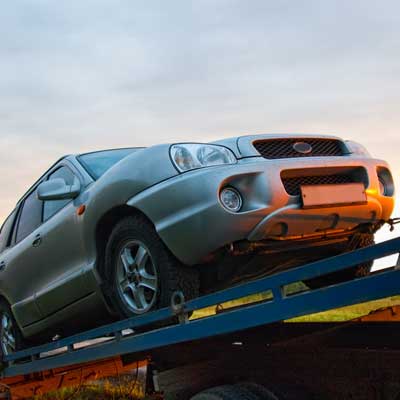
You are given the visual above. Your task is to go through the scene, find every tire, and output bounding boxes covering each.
[246,383,313,400]
[0,300,25,360]
[104,215,199,319]
[235,383,279,400]
[191,384,260,400]
[305,233,374,290]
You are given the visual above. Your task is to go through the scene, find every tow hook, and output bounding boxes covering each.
[385,217,400,232]
[170,291,189,324]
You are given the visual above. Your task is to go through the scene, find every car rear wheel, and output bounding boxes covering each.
[190,385,258,400]
[191,383,278,399]
[0,300,25,359]
[104,215,199,319]
[305,233,374,290]
[234,383,279,399]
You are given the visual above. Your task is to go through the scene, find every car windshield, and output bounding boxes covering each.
[78,148,141,179]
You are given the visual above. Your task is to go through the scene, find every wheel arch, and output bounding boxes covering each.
[94,204,155,279]
[0,293,11,307]
[94,204,200,318]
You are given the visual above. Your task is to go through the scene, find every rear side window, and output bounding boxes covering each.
[43,167,76,221]
[0,211,17,253]
[15,190,43,243]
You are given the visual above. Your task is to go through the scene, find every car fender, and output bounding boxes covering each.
[80,144,179,266]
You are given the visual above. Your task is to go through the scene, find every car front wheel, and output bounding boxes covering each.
[104,215,199,319]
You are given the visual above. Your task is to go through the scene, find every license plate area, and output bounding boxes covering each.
[301,183,367,209]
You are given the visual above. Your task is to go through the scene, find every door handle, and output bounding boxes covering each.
[32,234,42,247]
[0,261,5,271]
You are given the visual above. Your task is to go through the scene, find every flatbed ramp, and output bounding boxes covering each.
[1,237,400,399]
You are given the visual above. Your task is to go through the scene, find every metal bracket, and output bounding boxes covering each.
[170,291,189,324]
[145,360,164,399]
[386,217,400,232]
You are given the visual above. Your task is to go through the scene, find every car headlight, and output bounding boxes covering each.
[170,143,237,172]
[345,140,371,157]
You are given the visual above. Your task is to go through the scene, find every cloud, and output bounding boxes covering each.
[0,0,399,221]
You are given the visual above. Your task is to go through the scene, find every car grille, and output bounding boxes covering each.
[253,138,346,159]
[282,174,361,196]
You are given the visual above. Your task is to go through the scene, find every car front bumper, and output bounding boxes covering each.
[128,156,394,265]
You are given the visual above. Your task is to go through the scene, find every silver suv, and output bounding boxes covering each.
[0,134,394,356]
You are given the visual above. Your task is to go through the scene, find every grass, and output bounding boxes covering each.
[34,376,145,400]
[190,290,274,319]
[287,295,400,322]
[191,281,400,323]
[190,282,308,319]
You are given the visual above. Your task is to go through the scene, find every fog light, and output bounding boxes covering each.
[220,187,242,212]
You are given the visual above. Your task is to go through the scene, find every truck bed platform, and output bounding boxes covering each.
[1,236,400,399]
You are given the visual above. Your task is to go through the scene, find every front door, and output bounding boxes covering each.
[32,165,91,319]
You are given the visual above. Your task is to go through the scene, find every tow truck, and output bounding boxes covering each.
[1,232,400,399]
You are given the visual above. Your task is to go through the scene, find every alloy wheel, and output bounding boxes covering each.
[116,240,159,314]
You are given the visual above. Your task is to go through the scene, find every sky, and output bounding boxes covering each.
[1,1,399,253]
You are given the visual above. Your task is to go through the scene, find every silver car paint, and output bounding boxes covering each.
[128,155,392,265]
[0,134,394,338]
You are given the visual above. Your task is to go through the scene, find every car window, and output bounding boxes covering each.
[0,210,17,253]
[78,148,138,179]
[15,190,43,243]
[43,166,76,221]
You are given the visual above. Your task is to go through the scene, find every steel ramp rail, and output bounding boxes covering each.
[2,236,400,379]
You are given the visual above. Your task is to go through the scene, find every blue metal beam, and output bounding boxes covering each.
[4,268,400,377]
[2,236,400,377]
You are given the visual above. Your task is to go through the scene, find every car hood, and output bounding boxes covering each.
[213,133,343,158]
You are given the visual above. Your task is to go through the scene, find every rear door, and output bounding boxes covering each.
[4,189,46,327]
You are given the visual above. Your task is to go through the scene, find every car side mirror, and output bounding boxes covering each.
[37,177,81,201]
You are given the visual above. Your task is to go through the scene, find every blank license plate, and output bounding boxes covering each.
[301,183,367,208]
